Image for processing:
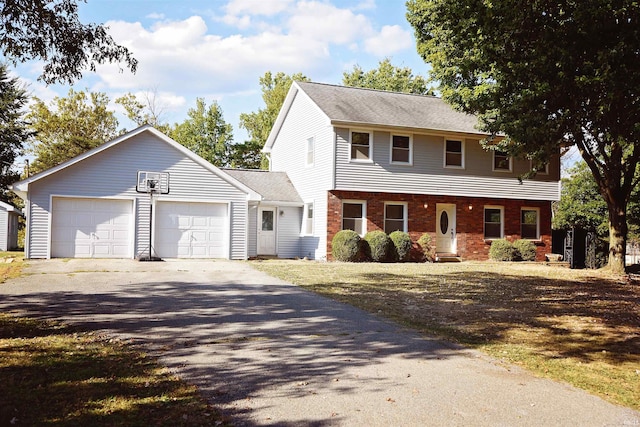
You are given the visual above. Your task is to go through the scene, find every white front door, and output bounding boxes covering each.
[436,203,456,254]
[258,207,276,255]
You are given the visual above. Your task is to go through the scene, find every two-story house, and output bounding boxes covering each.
[264,81,561,261]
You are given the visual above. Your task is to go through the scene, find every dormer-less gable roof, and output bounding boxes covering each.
[10,125,261,201]
[222,169,302,205]
[264,81,485,152]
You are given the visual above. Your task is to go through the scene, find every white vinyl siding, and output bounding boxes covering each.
[334,130,560,201]
[26,132,249,259]
[0,209,7,251]
[276,205,302,258]
[270,89,334,260]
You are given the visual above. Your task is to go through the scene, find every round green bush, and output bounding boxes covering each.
[389,231,412,262]
[364,230,392,262]
[417,233,435,262]
[332,230,363,262]
[489,239,516,261]
[513,239,537,261]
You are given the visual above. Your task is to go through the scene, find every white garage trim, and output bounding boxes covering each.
[153,199,231,259]
[49,195,136,259]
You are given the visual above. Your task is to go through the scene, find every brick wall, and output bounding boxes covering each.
[327,190,552,261]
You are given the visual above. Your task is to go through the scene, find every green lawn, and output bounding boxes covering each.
[251,259,640,410]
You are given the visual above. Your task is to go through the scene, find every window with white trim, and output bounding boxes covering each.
[302,202,314,235]
[384,202,407,233]
[484,206,504,239]
[350,130,372,161]
[521,208,540,239]
[444,140,464,168]
[530,160,549,175]
[342,201,366,235]
[493,150,512,171]
[306,137,314,166]
[390,134,412,164]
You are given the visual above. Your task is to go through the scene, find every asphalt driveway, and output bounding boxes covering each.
[1,259,638,426]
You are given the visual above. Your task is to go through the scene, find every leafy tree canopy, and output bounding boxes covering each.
[0,0,137,84]
[342,58,433,95]
[115,90,173,135]
[171,98,233,167]
[238,71,310,169]
[0,63,30,202]
[27,89,118,174]
[407,0,640,272]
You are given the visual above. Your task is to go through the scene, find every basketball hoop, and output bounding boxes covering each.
[136,171,170,261]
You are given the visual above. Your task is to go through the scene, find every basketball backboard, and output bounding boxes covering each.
[136,171,170,194]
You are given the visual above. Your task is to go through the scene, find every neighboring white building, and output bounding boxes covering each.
[0,201,21,251]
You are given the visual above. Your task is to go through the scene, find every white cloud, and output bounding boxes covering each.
[225,0,294,16]
[364,24,413,56]
[287,1,373,45]
[354,0,376,10]
[146,12,165,20]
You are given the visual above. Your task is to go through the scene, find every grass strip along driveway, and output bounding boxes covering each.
[251,260,640,411]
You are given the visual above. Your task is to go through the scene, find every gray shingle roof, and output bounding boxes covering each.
[222,169,302,204]
[296,81,483,135]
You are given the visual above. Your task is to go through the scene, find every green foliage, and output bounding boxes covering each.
[417,233,435,262]
[364,230,392,262]
[342,58,434,95]
[331,230,363,262]
[407,0,640,272]
[513,240,537,262]
[239,71,310,169]
[27,89,119,174]
[171,98,233,167]
[489,239,516,261]
[0,64,31,202]
[0,0,137,84]
[389,231,412,262]
[115,91,173,135]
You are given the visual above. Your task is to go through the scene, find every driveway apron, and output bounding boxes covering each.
[1,259,638,426]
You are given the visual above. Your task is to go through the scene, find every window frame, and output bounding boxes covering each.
[305,136,314,167]
[529,160,549,175]
[521,207,540,240]
[384,201,408,233]
[444,139,465,169]
[302,201,314,235]
[483,205,504,240]
[493,150,512,172]
[341,200,367,236]
[389,134,413,165]
[349,129,373,163]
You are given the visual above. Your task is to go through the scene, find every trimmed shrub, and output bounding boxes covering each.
[364,230,392,262]
[332,230,363,262]
[513,239,537,261]
[389,231,412,262]
[417,233,436,262]
[489,239,517,261]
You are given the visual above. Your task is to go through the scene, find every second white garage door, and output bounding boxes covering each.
[154,201,228,258]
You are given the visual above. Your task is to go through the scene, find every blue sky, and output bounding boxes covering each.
[12,0,431,143]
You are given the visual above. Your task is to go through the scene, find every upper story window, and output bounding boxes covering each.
[444,140,464,168]
[484,206,504,239]
[306,137,314,166]
[530,160,549,175]
[384,202,407,233]
[390,134,412,165]
[521,208,540,239]
[302,202,314,235]
[342,200,367,236]
[493,150,512,172]
[350,130,372,162]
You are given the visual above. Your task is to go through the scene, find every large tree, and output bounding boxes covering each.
[342,58,433,95]
[0,0,137,84]
[27,89,118,173]
[115,90,173,135]
[407,0,640,273]
[0,64,31,202]
[171,98,233,167]
[238,71,309,169]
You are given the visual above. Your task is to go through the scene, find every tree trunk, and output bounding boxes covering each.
[607,202,627,274]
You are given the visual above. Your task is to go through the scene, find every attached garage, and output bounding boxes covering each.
[51,197,133,258]
[154,201,228,258]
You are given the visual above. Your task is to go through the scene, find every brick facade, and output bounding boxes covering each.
[327,190,552,261]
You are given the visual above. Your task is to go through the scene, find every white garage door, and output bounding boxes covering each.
[51,198,133,258]
[154,201,228,258]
